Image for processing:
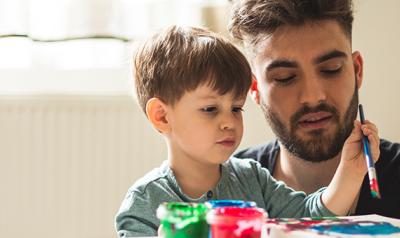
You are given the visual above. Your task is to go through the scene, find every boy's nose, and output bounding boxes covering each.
[299,76,327,106]
[221,123,234,130]
[219,114,236,130]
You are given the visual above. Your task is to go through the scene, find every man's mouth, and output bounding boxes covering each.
[298,112,333,129]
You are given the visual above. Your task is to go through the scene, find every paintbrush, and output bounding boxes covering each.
[358,104,381,199]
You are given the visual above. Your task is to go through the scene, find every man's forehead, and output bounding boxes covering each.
[251,20,351,63]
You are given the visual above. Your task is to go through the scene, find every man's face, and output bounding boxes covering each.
[251,20,362,162]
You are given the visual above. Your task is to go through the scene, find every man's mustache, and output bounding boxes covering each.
[290,103,339,127]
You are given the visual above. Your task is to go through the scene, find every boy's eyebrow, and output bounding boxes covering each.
[314,50,347,64]
[197,95,246,102]
[197,95,218,100]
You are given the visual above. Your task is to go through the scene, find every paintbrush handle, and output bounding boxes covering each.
[362,136,374,168]
[358,104,381,199]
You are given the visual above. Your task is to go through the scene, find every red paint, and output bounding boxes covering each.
[207,207,266,238]
[370,179,381,198]
[370,179,379,191]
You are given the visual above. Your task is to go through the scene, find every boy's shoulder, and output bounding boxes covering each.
[226,156,268,178]
[128,161,171,195]
[228,156,261,168]
[116,161,174,236]
[222,157,274,194]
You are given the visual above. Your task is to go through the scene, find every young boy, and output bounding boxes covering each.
[115,26,380,237]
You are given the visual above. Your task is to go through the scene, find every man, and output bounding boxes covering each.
[229,0,400,218]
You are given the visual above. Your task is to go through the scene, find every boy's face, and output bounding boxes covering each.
[165,83,245,165]
[251,20,361,162]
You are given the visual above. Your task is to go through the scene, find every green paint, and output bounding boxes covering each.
[157,202,209,238]
[371,190,380,198]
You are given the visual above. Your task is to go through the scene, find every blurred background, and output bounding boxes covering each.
[0,0,399,237]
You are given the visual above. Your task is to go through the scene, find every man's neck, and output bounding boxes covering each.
[273,145,341,195]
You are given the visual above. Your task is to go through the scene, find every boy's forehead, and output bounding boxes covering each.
[189,84,246,101]
[190,85,223,98]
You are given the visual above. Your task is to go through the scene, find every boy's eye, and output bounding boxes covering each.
[201,106,218,113]
[232,107,244,113]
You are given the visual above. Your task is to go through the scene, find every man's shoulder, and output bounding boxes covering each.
[235,140,278,158]
[379,138,400,161]
[356,139,400,219]
[234,140,279,170]
[376,138,400,180]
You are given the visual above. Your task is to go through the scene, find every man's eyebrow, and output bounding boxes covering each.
[314,50,347,64]
[266,60,298,72]
[265,50,347,72]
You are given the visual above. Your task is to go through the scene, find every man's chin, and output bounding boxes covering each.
[296,124,335,136]
[294,130,331,144]
[287,135,339,162]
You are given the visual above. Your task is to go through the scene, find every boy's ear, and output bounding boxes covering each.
[352,51,364,89]
[145,98,170,133]
[250,75,260,104]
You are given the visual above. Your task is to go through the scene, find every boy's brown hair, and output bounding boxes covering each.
[134,26,252,113]
[229,0,354,48]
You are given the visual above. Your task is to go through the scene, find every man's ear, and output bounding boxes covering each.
[145,98,170,133]
[250,75,260,104]
[352,51,364,89]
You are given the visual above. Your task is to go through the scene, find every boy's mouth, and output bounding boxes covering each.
[216,138,236,147]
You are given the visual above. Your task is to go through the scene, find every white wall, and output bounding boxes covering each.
[352,0,400,142]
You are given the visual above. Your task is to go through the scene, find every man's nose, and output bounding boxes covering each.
[299,76,327,106]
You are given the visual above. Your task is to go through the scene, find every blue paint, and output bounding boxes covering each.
[205,200,256,209]
[311,221,400,235]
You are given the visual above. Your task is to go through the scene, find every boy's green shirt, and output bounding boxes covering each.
[115,157,335,237]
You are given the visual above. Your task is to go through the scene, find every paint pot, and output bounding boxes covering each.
[157,202,209,238]
[206,200,257,209]
[207,207,267,238]
[205,200,258,238]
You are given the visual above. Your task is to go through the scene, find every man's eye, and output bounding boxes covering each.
[201,107,217,113]
[274,75,295,84]
[321,66,342,75]
[232,107,244,113]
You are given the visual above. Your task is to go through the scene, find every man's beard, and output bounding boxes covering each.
[261,87,358,163]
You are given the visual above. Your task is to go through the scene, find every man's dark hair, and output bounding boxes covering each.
[229,0,354,46]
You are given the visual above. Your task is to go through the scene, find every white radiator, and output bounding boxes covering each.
[0,95,165,238]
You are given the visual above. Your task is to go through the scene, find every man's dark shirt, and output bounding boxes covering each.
[234,139,400,218]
